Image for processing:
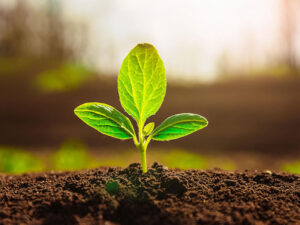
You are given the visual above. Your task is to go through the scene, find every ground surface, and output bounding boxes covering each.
[0,163,299,225]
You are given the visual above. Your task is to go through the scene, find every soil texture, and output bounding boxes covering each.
[0,163,299,225]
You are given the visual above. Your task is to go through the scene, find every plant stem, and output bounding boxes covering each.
[139,144,147,173]
[136,120,149,173]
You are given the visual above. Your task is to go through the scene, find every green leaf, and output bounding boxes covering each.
[118,43,166,124]
[152,113,208,141]
[74,103,135,140]
[143,122,155,136]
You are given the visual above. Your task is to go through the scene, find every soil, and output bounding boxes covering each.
[0,163,299,225]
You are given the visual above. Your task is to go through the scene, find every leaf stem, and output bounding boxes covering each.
[138,121,144,144]
[139,143,147,173]
[135,120,149,173]
[133,136,139,146]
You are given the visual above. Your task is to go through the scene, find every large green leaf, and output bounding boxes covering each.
[152,113,208,141]
[118,43,166,124]
[74,103,135,140]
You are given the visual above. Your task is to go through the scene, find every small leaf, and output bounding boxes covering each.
[74,103,135,140]
[152,113,208,141]
[143,122,155,136]
[118,43,166,124]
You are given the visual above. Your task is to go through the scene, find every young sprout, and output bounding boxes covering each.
[74,43,208,173]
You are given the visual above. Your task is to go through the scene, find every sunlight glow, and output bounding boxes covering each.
[1,0,299,81]
[62,0,290,81]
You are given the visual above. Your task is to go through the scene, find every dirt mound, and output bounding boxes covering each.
[0,163,299,225]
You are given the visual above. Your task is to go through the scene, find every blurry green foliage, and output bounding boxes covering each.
[282,161,300,174]
[0,57,33,75]
[0,147,44,173]
[97,150,135,167]
[162,150,207,170]
[217,161,236,171]
[97,158,128,167]
[35,63,92,92]
[51,139,96,171]
[251,63,299,77]
[0,144,237,174]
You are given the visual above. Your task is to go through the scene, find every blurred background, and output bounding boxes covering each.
[0,0,299,174]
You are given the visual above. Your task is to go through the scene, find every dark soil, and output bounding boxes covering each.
[0,163,299,225]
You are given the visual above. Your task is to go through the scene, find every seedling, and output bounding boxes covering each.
[74,43,208,173]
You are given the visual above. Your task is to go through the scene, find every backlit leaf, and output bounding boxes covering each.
[118,43,166,124]
[152,113,208,141]
[143,122,155,136]
[74,103,135,140]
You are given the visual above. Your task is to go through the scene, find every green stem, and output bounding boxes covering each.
[138,121,144,144]
[133,136,139,146]
[135,120,149,173]
[139,144,147,173]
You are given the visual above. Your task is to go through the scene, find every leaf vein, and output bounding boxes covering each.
[75,109,134,136]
